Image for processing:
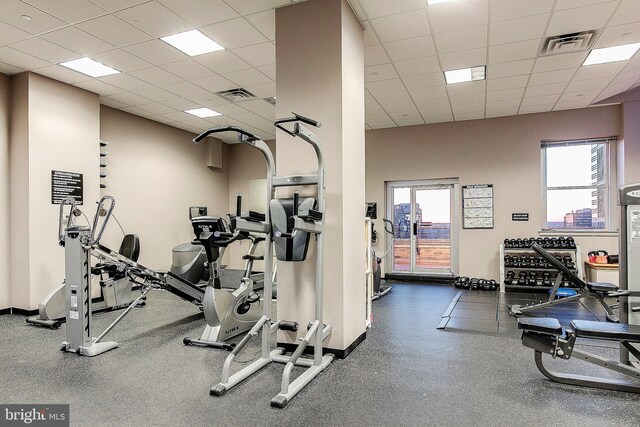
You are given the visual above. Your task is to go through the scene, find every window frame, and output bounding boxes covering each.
[541,137,617,232]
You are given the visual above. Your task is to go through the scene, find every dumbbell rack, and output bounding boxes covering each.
[499,243,582,293]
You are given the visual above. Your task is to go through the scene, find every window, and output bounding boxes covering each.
[542,137,615,231]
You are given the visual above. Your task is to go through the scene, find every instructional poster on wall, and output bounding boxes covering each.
[462,184,494,229]
[51,170,83,204]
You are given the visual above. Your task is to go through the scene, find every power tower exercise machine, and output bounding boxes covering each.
[193,113,333,408]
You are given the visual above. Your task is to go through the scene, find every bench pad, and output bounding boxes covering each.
[518,317,563,336]
[586,282,618,292]
[571,320,640,343]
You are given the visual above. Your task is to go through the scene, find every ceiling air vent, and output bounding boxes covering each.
[263,96,276,106]
[539,30,598,56]
[215,88,256,103]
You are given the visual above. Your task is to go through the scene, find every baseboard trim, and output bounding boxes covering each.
[277,330,367,360]
[385,274,455,284]
[0,308,10,315]
[8,307,39,316]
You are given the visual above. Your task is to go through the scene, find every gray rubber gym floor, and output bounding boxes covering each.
[1,283,638,426]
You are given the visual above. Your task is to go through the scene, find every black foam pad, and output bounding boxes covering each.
[518,317,563,336]
[586,282,618,292]
[571,320,640,342]
[119,234,140,262]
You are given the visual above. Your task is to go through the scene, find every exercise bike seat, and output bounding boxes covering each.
[570,320,640,342]
[586,281,618,293]
[517,317,562,336]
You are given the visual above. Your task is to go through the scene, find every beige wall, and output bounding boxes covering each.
[10,73,101,310]
[620,101,640,186]
[366,106,622,281]
[99,106,229,270]
[0,73,9,310]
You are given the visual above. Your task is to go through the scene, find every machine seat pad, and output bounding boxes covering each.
[517,317,563,336]
[586,282,618,293]
[571,320,640,343]
[242,255,264,261]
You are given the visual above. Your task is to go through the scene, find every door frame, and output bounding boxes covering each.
[385,179,460,277]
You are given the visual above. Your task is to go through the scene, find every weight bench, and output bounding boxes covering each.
[518,317,640,393]
[509,243,620,322]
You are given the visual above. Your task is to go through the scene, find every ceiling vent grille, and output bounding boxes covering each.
[215,88,256,103]
[539,30,598,56]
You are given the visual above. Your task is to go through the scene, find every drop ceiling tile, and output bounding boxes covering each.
[410,85,448,100]
[129,67,182,85]
[136,102,175,114]
[217,102,252,114]
[22,0,106,23]
[555,0,617,11]
[439,47,486,70]
[246,9,275,40]
[574,61,627,79]
[89,0,149,12]
[359,0,424,19]
[486,87,526,101]
[402,72,444,89]
[368,119,397,129]
[609,0,640,26]
[231,111,272,129]
[161,110,198,122]
[446,80,486,95]
[487,75,529,90]
[233,42,275,67]
[161,97,200,110]
[372,90,412,104]
[254,108,276,121]
[77,15,152,47]
[490,14,548,46]
[0,46,49,69]
[488,59,534,78]
[416,100,451,116]
[106,91,152,106]
[223,0,291,15]
[528,68,576,86]
[98,73,153,91]
[434,25,487,54]
[116,1,191,38]
[11,38,80,63]
[428,0,489,34]
[100,97,128,109]
[565,76,613,91]
[131,86,178,102]
[364,44,390,66]
[393,115,425,127]
[490,0,554,22]
[92,49,152,72]
[257,64,276,80]
[191,74,237,92]
[0,61,23,74]
[394,56,440,77]
[33,65,93,84]
[423,114,453,124]
[486,97,522,108]
[449,92,485,105]
[74,79,123,96]
[524,82,568,97]
[194,50,252,74]
[554,99,592,110]
[201,18,268,49]
[454,111,485,121]
[558,89,600,103]
[370,9,430,43]
[365,64,398,82]
[158,0,239,27]
[245,82,275,98]
[382,101,419,113]
[489,39,539,63]
[0,21,30,45]
[486,107,519,118]
[365,78,405,94]
[160,59,215,80]
[384,36,436,62]
[222,68,271,87]
[533,52,589,73]
[451,103,484,114]
[362,21,380,46]
[594,22,640,48]
[0,1,66,34]
[520,94,561,106]
[545,2,618,36]
[519,104,555,114]
[121,105,154,117]
[41,27,114,56]
[124,39,188,65]
[163,80,208,99]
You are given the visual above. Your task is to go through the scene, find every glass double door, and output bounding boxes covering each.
[387,181,457,276]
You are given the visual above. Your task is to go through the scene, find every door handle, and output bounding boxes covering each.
[413,223,417,236]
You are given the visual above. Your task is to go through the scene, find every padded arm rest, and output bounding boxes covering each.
[570,320,640,343]
[586,281,618,292]
[242,255,264,261]
[518,317,563,336]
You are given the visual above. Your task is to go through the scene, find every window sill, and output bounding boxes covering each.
[539,229,618,238]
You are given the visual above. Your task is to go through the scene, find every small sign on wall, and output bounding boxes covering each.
[512,213,529,221]
[51,170,83,204]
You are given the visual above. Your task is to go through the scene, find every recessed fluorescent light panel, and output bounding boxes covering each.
[59,58,119,77]
[184,108,221,118]
[582,43,640,66]
[444,65,486,84]
[161,30,224,56]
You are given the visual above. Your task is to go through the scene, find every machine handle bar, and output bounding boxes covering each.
[274,112,320,136]
[193,126,259,143]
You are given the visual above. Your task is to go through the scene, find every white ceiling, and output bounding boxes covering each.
[0,0,639,142]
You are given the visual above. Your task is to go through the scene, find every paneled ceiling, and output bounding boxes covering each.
[0,0,639,143]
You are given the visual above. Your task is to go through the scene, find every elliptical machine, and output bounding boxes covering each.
[183,198,264,350]
[366,202,394,300]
